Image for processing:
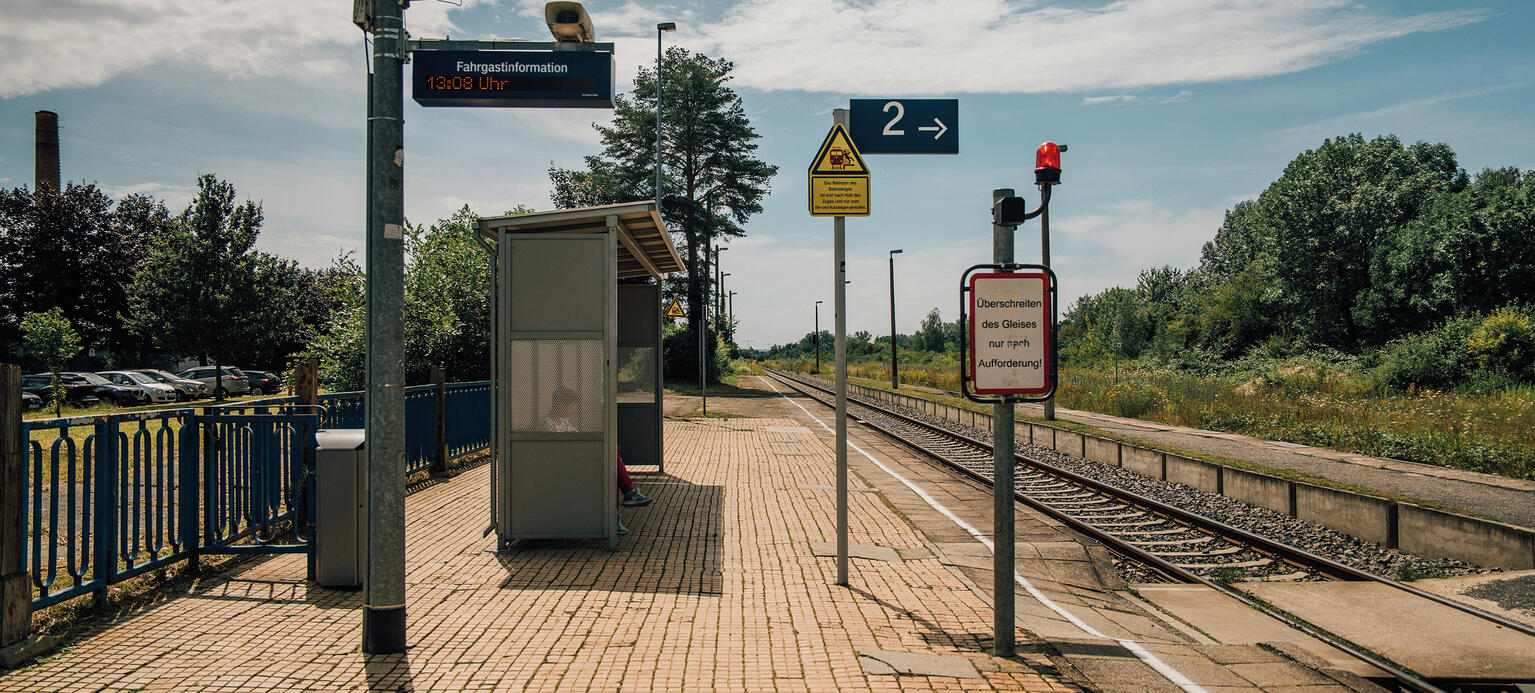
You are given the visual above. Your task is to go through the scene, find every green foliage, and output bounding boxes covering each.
[125,174,299,396]
[1467,306,1535,380]
[1370,314,1480,391]
[1057,134,1534,394]
[299,206,513,392]
[0,183,166,358]
[21,308,81,416]
[1107,382,1164,418]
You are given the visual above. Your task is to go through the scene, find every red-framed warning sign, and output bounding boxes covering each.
[960,264,1057,402]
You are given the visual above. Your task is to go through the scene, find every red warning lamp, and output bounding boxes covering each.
[1035,141,1064,185]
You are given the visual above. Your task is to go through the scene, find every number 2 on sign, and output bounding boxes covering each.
[882,101,905,135]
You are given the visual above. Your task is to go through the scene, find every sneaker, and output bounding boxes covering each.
[621,489,652,507]
[616,516,629,535]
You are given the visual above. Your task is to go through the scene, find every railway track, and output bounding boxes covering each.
[762,368,1535,693]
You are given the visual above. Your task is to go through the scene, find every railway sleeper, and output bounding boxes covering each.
[1154,546,1245,558]
[1175,558,1274,571]
[1127,536,1220,547]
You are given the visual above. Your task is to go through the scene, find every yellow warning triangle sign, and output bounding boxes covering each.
[663,298,686,319]
[808,123,868,176]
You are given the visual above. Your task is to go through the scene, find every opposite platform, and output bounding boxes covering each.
[0,396,1079,691]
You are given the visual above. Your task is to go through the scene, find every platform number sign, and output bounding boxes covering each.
[960,265,1057,403]
[849,99,959,155]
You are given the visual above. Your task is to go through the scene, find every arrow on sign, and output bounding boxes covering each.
[916,118,948,140]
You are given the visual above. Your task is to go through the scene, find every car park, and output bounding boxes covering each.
[134,369,208,401]
[98,371,179,404]
[176,366,251,396]
[61,371,148,406]
[21,373,101,408]
[243,370,282,395]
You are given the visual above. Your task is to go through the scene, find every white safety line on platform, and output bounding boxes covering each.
[758,375,1207,693]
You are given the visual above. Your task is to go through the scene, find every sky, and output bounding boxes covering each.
[2,0,1532,350]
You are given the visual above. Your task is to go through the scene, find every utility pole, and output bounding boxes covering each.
[728,290,736,324]
[362,0,407,655]
[991,187,1016,658]
[888,248,902,389]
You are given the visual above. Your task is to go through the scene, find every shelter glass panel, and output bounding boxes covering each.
[616,346,655,403]
[509,339,604,433]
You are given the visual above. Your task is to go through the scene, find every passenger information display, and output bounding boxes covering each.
[411,50,614,108]
[967,271,1054,397]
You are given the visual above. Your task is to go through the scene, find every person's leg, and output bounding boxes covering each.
[618,452,652,506]
[617,452,635,493]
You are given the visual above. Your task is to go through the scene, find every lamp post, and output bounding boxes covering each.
[728,290,737,324]
[719,273,731,319]
[655,21,675,214]
[814,300,823,374]
[715,247,729,316]
[888,248,902,389]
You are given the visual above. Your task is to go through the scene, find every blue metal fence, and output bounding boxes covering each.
[445,380,491,457]
[20,379,491,611]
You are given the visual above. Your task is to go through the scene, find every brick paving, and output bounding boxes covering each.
[0,406,1081,691]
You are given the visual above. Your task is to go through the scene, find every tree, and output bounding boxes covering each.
[915,308,948,353]
[0,183,164,356]
[550,48,777,382]
[125,174,283,399]
[21,308,81,416]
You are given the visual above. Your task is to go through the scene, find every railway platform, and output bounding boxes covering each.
[0,380,1431,692]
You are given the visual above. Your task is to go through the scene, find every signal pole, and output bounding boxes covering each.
[990,188,1016,658]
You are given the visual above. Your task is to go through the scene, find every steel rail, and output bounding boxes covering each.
[762,369,1468,693]
[772,369,1535,638]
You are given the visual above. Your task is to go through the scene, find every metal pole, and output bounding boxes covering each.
[700,242,709,416]
[1041,196,1055,421]
[655,25,665,215]
[729,291,736,324]
[363,0,407,655]
[889,250,899,389]
[833,108,850,588]
[814,302,821,373]
[992,187,1016,657]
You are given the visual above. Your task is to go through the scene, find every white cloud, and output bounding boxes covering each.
[1264,81,1529,143]
[1083,95,1138,106]
[100,181,198,210]
[1050,199,1225,303]
[685,0,1486,95]
[1160,89,1193,104]
[0,0,489,99]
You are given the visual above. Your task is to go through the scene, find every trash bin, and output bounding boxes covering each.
[316,429,365,588]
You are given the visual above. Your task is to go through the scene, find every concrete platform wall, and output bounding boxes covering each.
[1295,483,1393,546]
[837,379,1535,571]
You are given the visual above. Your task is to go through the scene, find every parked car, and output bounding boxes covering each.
[22,391,42,411]
[176,366,250,396]
[134,369,208,401]
[243,370,282,395]
[98,371,179,404]
[21,373,101,408]
[60,372,148,406]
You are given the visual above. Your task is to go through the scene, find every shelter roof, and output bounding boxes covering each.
[477,201,682,280]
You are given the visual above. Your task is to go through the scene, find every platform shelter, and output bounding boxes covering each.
[476,202,682,550]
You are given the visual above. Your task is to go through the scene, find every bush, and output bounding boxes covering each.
[662,324,731,385]
[1467,306,1535,381]
[1108,382,1164,418]
[1371,314,1479,391]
